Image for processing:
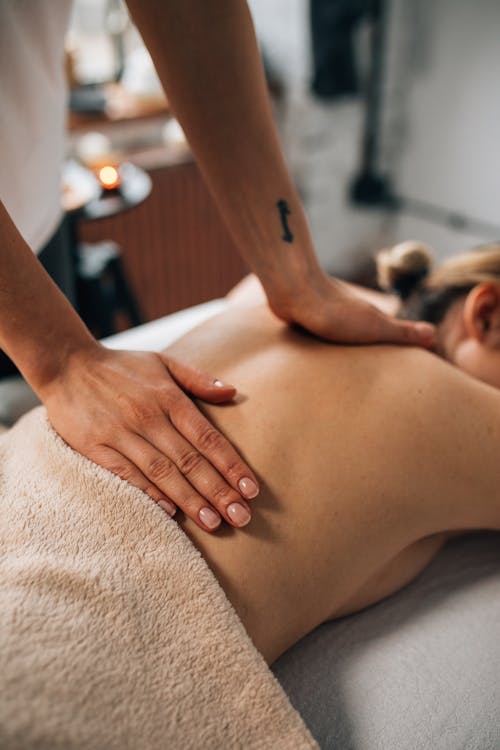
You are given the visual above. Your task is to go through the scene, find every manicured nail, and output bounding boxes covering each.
[158,499,176,517]
[199,507,221,530]
[238,477,259,499]
[227,502,251,527]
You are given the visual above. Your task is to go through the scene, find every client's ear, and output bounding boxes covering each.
[463,283,500,347]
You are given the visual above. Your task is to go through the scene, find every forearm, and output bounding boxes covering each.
[126,0,320,309]
[0,201,97,394]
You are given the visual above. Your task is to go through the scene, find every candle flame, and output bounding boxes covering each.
[99,165,120,189]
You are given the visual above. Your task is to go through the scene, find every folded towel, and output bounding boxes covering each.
[0,408,316,749]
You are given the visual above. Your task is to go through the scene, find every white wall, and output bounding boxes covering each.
[383,0,500,259]
[248,0,500,275]
[248,0,310,91]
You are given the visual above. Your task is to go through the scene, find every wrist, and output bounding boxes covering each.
[260,254,330,321]
[28,331,101,401]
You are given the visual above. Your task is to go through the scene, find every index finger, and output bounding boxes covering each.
[168,396,259,501]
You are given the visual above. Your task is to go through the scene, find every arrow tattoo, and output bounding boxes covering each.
[277,199,293,243]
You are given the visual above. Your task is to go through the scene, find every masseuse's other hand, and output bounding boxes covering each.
[270,271,436,347]
[41,346,259,532]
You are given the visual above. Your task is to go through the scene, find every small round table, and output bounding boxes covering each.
[62,161,152,337]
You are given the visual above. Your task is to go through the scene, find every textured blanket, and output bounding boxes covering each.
[0,408,316,749]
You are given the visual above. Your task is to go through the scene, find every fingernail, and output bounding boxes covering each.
[199,507,221,530]
[158,499,176,517]
[213,379,225,387]
[227,502,251,527]
[238,477,259,499]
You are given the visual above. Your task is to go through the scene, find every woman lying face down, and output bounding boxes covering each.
[378,240,500,390]
[164,241,500,664]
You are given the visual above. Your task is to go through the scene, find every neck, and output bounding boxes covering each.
[435,298,466,362]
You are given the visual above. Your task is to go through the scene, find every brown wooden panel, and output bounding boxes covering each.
[78,161,247,322]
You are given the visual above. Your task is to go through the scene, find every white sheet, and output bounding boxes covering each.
[101,299,226,352]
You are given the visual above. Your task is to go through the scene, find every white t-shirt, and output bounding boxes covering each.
[0,1,72,253]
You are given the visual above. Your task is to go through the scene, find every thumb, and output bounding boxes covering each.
[158,353,237,403]
[374,314,436,348]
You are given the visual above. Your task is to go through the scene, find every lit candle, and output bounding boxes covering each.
[98,165,121,190]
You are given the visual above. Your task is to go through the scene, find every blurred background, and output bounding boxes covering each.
[64,0,500,334]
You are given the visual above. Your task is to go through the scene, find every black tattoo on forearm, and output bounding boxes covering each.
[277,199,293,243]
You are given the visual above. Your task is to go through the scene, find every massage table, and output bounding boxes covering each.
[1,300,499,749]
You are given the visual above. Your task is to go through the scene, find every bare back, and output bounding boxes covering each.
[167,305,500,662]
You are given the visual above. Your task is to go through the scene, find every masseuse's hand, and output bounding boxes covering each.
[41,345,259,532]
[0,201,257,534]
[269,270,436,347]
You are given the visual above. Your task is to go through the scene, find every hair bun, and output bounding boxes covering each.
[376,240,433,299]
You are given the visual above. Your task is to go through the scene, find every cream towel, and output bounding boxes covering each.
[0,408,317,749]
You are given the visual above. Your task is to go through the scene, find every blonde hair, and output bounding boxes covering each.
[376,241,500,323]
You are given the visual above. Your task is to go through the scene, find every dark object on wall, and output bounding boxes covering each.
[348,0,396,206]
[310,0,372,99]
